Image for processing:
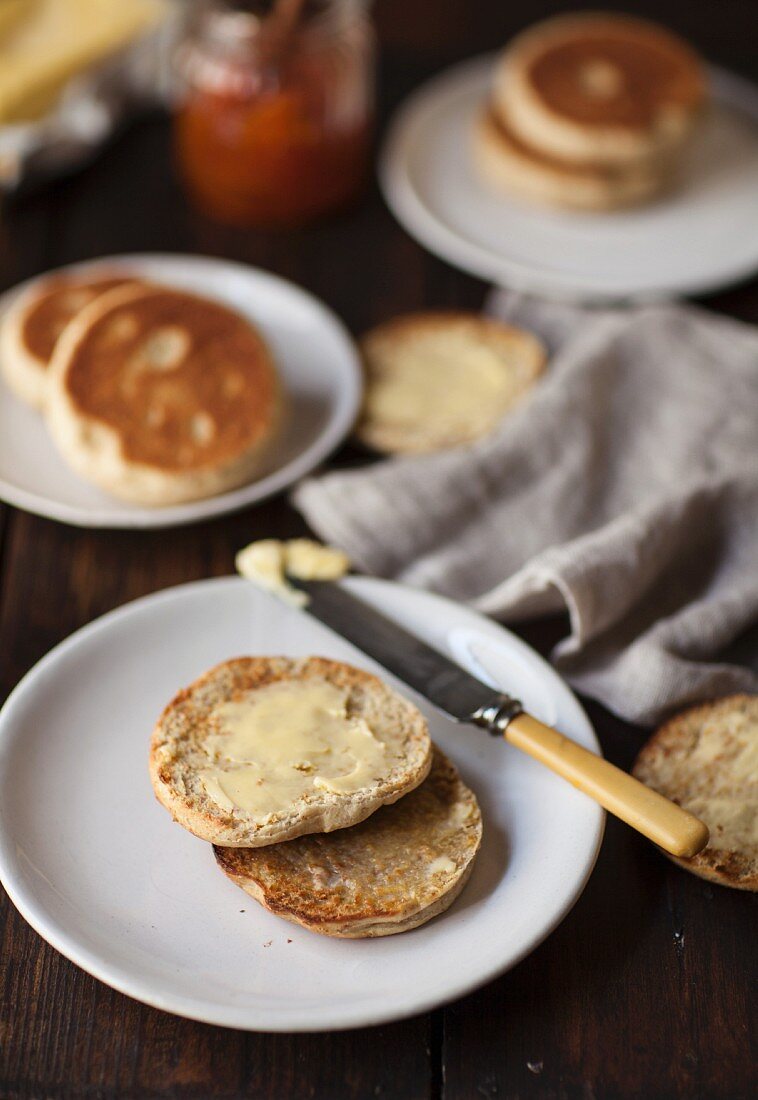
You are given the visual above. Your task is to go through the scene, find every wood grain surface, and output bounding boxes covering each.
[0,2,756,1097]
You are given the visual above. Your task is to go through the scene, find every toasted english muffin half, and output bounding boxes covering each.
[0,271,136,409]
[355,311,545,455]
[45,283,282,506]
[473,108,670,212]
[493,13,705,168]
[633,695,758,891]
[214,746,482,937]
[150,656,432,848]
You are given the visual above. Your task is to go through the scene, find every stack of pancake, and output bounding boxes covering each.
[473,12,707,212]
[150,653,483,937]
[0,271,282,505]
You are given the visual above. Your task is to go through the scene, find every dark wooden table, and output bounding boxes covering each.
[1,2,756,1097]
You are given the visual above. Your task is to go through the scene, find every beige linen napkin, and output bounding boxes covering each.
[293,291,758,725]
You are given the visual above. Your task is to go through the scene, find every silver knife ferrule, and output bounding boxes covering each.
[471,694,524,736]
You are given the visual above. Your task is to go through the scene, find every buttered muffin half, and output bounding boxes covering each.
[633,695,758,891]
[45,284,282,506]
[0,271,135,409]
[149,657,432,847]
[356,312,545,455]
[215,746,482,937]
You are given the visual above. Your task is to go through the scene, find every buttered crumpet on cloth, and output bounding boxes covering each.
[46,284,281,505]
[150,657,432,848]
[356,312,545,455]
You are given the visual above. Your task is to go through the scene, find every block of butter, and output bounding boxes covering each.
[0,0,165,124]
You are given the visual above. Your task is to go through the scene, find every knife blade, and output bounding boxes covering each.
[286,576,710,860]
[290,576,520,731]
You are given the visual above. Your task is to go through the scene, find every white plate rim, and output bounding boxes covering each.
[380,56,758,302]
[0,575,605,1031]
[0,253,362,529]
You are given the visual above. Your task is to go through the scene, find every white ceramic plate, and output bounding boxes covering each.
[381,58,758,302]
[0,254,361,528]
[0,576,603,1031]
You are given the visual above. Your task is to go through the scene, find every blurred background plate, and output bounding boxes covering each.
[0,254,362,528]
[380,56,758,302]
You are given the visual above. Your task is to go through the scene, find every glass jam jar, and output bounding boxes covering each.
[174,1,374,228]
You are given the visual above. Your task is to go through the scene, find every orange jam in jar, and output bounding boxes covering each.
[174,1,374,227]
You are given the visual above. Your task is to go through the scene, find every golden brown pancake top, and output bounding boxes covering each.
[22,275,133,364]
[63,286,279,473]
[525,19,704,129]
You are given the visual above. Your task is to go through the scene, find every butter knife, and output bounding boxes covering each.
[289,577,709,859]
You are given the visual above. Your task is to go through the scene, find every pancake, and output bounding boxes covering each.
[473,107,669,212]
[0,272,135,409]
[149,656,432,848]
[493,13,706,167]
[356,311,546,455]
[214,746,483,937]
[46,283,282,506]
[633,695,758,891]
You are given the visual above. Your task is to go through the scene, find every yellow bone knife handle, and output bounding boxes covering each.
[506,712,709,858]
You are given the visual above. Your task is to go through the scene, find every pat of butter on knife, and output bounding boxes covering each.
[235,538,350,607]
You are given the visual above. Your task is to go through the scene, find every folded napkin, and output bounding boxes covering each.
[293,291,758,726]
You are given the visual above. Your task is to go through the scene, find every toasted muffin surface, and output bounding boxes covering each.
[513,15,704,130]
[633,695,758,890]
[356,311,545,455]
[0,272,135,408]
[21,274,134,365]
[214,746,482,937]
[493,13,705,169]
[53,284,279,472]
[150,657,432,848]
[44,283,283,504]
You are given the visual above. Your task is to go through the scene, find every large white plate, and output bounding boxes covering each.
[0,254,361,528]
[381,57,758,302]
[0,576,603,1031]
